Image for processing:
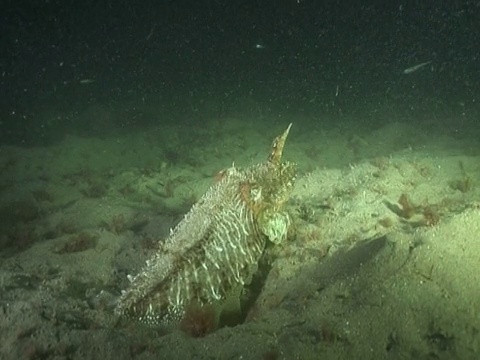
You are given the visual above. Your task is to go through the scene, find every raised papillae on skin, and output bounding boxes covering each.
[114,124,296,327]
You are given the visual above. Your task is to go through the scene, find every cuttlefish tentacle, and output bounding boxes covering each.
[268,123,292,166]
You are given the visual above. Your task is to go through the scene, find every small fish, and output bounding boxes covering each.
[79,79,96,84]
[403,61,432,75]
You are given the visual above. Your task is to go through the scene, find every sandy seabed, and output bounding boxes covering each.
[1,116,479,360]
